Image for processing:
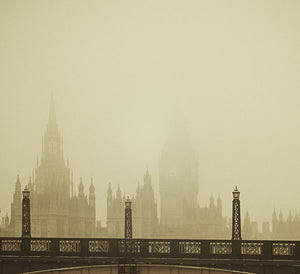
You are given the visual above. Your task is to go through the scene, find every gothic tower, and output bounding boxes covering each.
[159,113,198,236]
[32,95,71,237]
[133,168,158,237]
[7,96,97,237]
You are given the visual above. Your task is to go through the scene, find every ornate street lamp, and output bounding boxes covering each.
[22,186,31,238]
[232,186,241,241]
[124,197,132,239]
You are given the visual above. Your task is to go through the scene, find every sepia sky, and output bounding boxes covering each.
[0,0,300,228]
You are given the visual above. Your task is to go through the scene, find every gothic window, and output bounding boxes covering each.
[48,141,56,154]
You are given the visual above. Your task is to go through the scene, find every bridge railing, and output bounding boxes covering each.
[0,237,299,260]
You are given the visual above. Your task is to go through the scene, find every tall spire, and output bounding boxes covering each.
[209,192,215,208]
[144,167,151,187]
[48,93,57,126]
[78,177,84,197]
[15,174,21,192]
[43,93,61,157]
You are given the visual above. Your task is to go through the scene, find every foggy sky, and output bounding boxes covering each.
[0,0,300,229]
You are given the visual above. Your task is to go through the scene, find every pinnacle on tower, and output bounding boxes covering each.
[279,209,283,222]
[116,184,121,199]
[144,167,151,187]
[78,177,84,196]
[89,178,95,193]
[48,93,57,126]
[28,176,33,191]
[15,174,21,192]
[209,192,215,207]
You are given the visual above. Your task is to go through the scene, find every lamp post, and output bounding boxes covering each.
[232,186,241,241]
[22,186,31,238]
[124,197,132,239]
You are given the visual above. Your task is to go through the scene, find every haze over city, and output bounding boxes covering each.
[0,0,300,229]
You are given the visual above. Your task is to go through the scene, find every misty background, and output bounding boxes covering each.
[0,0,299,229]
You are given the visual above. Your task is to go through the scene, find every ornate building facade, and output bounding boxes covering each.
[241,210,300,240]
[132,169,158,238]
[106,168,158,238]
[271,209,300,240]
[7,97,96,237]
[8,101,300,240]
[158,117,228,238]
[106,116,229,239]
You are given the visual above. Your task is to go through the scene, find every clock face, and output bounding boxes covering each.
[167,167,178,181]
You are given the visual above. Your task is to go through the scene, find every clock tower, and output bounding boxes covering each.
[159,114,198,236]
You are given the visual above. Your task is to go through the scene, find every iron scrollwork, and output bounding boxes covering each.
[119,240,140,253]
[31,240,51,252]
[241,242,263,255]
[148,241,170,254]
[89,240,109,253]
[210,241,232,255]
[272,243,295,256]
[1,239,22,252]
[179,241,201,254]
[59,240,80,253]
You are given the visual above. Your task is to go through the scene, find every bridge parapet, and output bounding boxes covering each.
[0,237,299,260]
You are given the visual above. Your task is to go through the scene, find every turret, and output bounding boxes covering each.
[78,177,84,197]
[144,167,151,188]
[28,176,33,192]
[209,193,215,209]
[279,210,283,223]
[89,178,95,207]
[116,184,121,200]
[272,209,277,234]
[217,192,222,216]
[15,175,21,193]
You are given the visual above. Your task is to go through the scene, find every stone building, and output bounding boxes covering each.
[106,184,124,237]
[271,209,300,240]
[106,168,159,238]
[107,115,229,239]
[7,97,96,237]
[158,115,228,239]
[132,168,158,238]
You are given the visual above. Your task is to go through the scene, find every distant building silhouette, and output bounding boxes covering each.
[158,114,228,238]
[3,99,300,240]
[7,96,96,237]
[271,209,300,240]
[107,168,158,238]
[133,168,158,237]
[106,114,228,239]
[106,184,124,237]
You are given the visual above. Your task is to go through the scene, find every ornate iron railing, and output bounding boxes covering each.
[0,238,299,259]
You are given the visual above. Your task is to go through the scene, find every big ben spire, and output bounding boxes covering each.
[48,93,57,126]
[159,109,198,234]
